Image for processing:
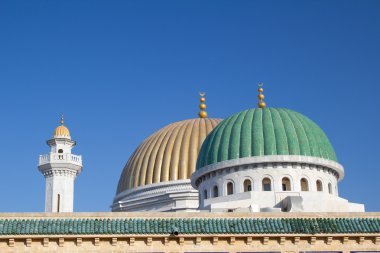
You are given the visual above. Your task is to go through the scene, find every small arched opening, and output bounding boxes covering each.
[262,177,272,191]
[301,178,309,191]
[58,149,64,159]
[316,180,323,192]
[243,179,252,192]
[282,177,291,191]
[203,189,208,200]
[212,185,219,198]
[227,182,234,195]
[328,183,333,194]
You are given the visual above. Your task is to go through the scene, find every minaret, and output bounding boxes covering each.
[38,115,83,212]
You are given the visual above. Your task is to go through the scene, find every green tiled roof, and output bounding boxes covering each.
[0,218,379,235]
[197,108,337,169]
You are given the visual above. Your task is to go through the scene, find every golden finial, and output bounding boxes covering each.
[198,92,208,118]
[60,114,64,125]
[257,83,266,108]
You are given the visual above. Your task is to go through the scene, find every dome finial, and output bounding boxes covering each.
[60,114,64,125]
[198,92,207,118]
[257,83,266,108]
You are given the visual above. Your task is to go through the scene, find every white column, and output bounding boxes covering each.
[43,170,77,212]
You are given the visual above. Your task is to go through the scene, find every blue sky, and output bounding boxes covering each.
[0,0,379,212]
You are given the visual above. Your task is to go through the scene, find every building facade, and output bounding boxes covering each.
[0,88,376,252]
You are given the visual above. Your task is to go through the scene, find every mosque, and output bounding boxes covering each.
[0,85,379,252]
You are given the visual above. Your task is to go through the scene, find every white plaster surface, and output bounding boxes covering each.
[112,179,199,212]
[192,155,364,213]
[38,137,82,213]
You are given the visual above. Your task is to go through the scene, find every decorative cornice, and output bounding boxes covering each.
[113,179,195,203]
[41,169,78,178]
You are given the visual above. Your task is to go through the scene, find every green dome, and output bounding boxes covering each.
[196,108,337,169]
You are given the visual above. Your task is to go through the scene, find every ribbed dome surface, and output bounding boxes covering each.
[53,125,71,139]
[117,118,222,193]
[197,108,337,169]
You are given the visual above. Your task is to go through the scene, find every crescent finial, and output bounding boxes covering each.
[257,83,266,108]
[198,92,207,118]
[60,114,64,125]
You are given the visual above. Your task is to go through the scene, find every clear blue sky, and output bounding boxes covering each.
[0,0,379,212]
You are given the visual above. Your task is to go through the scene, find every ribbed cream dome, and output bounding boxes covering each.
[116,118,222,194]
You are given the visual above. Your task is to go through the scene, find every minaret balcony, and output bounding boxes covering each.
[39,153,82,167]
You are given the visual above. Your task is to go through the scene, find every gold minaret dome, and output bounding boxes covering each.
[53,115,71,139]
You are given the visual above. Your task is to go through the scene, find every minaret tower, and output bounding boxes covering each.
[38,115,83,212]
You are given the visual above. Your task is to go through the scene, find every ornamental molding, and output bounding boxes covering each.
[41,169,78,178]
[1,234,380,250]
[113,179,196,203]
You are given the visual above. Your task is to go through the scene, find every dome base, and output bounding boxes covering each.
[202,191,364,213]
[112,180,199,212]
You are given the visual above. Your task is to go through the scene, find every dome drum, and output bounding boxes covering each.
[192,155,344,189]
[192,155,354,212]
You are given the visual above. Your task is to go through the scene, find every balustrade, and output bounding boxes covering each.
[39,153,82,166]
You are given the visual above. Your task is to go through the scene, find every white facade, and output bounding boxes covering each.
[112,179,199,212]
[191,155,364,212]
[38,137,83,212]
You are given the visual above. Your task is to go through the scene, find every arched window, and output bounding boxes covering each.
[328,183,332,194]
[282,177,291,191]
[301,178,309,191]
[262,178,271,191]
[244,179,252,192]
[227,182,234,195]
[212,185,219,198]
[203,190,208,200]
[58,149,64,159]
[316,180,323,192]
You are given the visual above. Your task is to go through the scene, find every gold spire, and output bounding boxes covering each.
[53,114,71,139]
[257,83,266,108]
[198,92,208,118]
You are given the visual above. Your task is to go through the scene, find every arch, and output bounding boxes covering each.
[262,177,272,191]
[203,189,208,200]
[328,183,332,194]
[226,182,234,195]
[243,179,252,192]
[316,180,323,192]
[212,185,219,198]
[300,178,309,191]
[58,149,64,159]
[282,177,291,191]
